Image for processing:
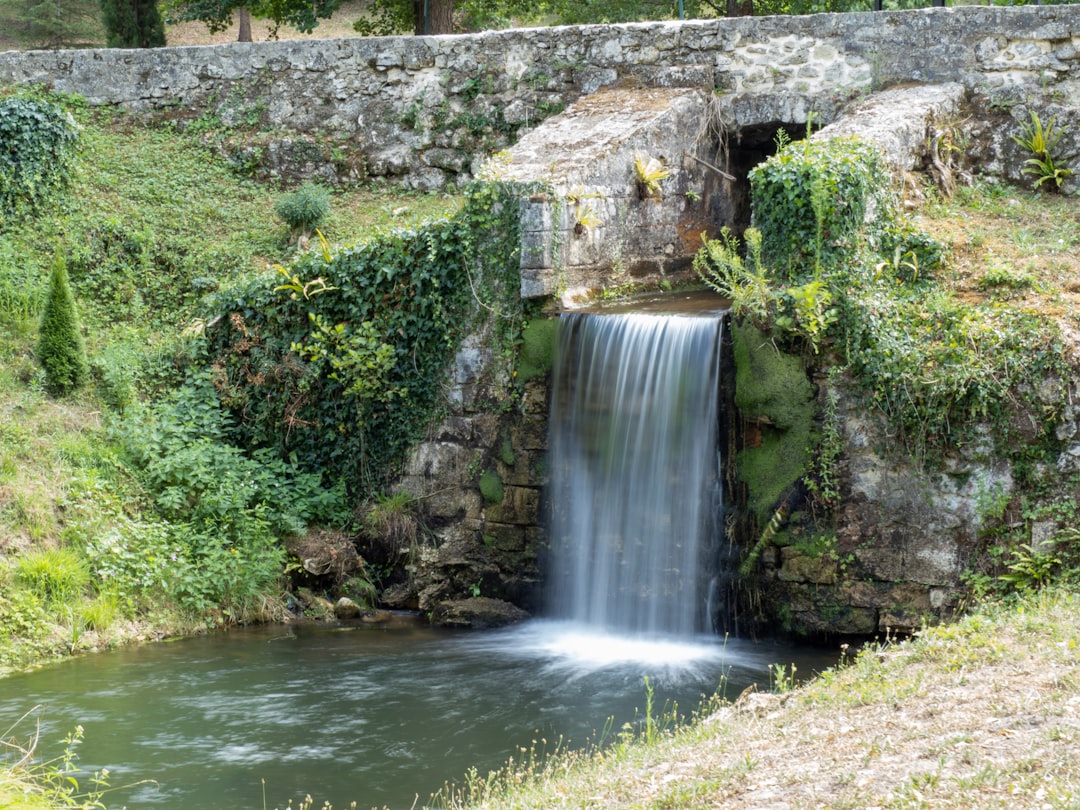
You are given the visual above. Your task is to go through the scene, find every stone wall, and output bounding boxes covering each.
[503,86,715,299]
[2,6,1077,190]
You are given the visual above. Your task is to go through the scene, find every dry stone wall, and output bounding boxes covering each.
[2,6,1078,189]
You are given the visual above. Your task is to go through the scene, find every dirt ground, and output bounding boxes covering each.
[164,1,369,47]
[0,1,368,52]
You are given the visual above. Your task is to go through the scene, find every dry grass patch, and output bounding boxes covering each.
[0,1,370,51]
[164,0,370,46]
[916,181,1080,320]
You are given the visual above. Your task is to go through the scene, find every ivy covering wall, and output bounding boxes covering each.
[196,181,527,492]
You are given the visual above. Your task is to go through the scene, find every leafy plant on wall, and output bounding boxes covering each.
[196,181,526,492]
[1011,110,1073,192]
[0,95,80,220]
[748,133,892,280]
[698,128,1070,515]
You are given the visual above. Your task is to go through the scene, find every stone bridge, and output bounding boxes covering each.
[1,6,1077,192]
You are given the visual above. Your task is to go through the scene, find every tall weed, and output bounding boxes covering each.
[14,547,90,612]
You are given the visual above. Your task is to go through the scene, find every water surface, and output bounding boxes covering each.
[0,619,833,809]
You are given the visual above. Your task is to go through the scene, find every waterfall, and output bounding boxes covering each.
[544,311,725,638]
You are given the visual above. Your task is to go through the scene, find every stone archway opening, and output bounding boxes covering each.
[703,121,805,241]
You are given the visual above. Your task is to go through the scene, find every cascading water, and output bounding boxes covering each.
[544,310,725,638]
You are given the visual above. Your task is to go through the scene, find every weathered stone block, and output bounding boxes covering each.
[500,451,537,487]
[431,596,529,628]
[483,485,540,525]
[425,147,471,172]
[483,523,527,552]
[777,549,838,585]
[509,419,548,452]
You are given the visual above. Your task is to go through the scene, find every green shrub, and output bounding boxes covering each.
[37,251,90,397]
[0,582,53,667]
[90,341,139,413]
[694,227,836,354]
[79,591,121,631]
[0,96,80,220]
[65,220,231,327]
[1011,110,1074,192]
[750,135,891,278]
[275,182,332,238]
[108,379,351,618]
[84,515,176,614]
[843,290,1066,455]
[115,379,348,537]
[874,221,947,283]
[978,262,1036,293]
[168,521,285,620]
[15,547,91,611]
[694,226,772,322]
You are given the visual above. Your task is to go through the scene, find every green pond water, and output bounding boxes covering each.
[0,618,834,809]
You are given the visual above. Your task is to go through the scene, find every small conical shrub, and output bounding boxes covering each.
[275,182,331,240]
[37,251,89,397]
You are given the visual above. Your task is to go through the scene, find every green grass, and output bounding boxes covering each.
[2,105,459,339]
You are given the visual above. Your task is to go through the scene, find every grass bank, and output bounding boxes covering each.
[441,588,1080,810]
[0,87,460,671]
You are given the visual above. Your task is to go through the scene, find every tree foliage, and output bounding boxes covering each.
[37,251,90,397]
[165,0,343,40]
[354,0,679,34]
[350,0,1079,36]
[0,0,103,48]
[100,0,165,46]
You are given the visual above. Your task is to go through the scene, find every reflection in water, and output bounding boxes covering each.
[0,621,833,809]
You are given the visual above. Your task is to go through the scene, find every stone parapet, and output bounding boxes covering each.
[2,7,1076,190]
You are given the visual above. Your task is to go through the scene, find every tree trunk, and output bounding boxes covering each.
[237,6,252,41]
[725,0,752,15]
[428,0,453,34]
[413,0,453,34]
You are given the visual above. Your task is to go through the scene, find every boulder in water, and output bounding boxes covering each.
[431,597,529,629]
[334,597,363,619]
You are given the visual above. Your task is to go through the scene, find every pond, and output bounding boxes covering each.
[0,618,834,809]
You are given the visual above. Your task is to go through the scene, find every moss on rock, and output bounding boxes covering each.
[479,469,505,504]
[732,319,815,526]
[517,317,557,383]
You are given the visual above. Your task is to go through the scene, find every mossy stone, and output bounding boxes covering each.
[732,320,815,526]
[517,317,557,383]
[498,436,515,466]
[479,469,504,504]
